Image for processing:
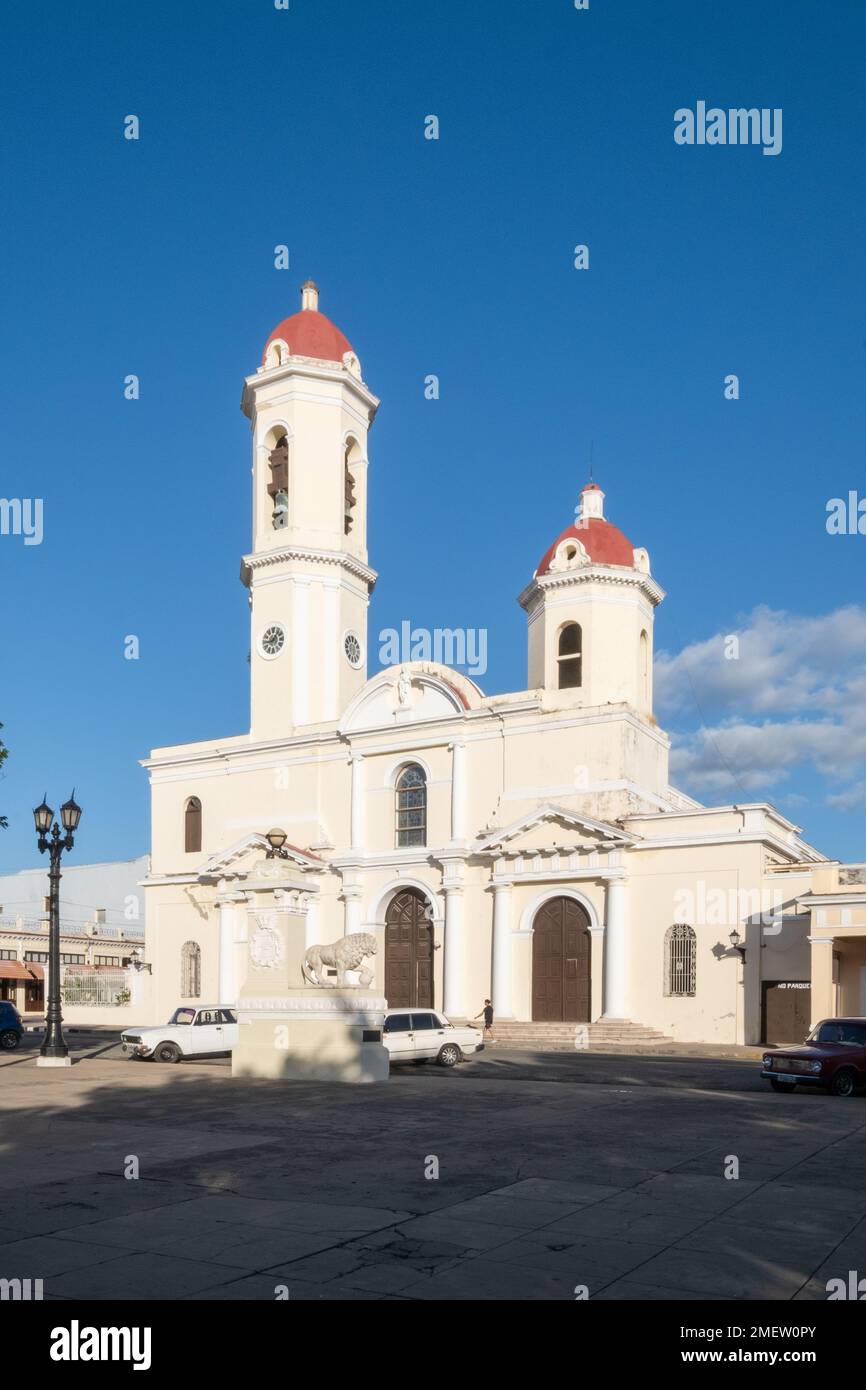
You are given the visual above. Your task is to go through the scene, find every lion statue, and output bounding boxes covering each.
[302,932,378,988]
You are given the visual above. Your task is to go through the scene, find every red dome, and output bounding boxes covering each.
[262,284,354,366]
[536,517,636,574]
[263,309,353,365]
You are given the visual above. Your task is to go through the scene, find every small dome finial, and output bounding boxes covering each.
[576,480,605,525]
[301,280,319,312]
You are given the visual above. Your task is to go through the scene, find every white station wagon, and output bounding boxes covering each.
[121,1006,238,1063]
[382,1008,483,1067]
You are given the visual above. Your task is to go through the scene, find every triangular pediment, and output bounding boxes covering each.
[197,833,323,881]
[476,802,636,855]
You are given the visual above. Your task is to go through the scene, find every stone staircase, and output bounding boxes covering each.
[473,1018,673,1051]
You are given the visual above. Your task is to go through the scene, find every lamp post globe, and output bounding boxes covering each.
[265,827,289,858]
[60,792,82,834]
[34,792,82,1068]
[33,797,53,838]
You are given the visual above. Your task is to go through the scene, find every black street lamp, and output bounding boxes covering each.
[729,926,747,960]
[33,791,82,1067]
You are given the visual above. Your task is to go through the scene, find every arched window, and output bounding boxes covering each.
[396,764,427,847]
[640,630,649,702]
[184,797,202,854]
[664,924,696,997]
[265,340,286,369]
[557,623,582,689]
[344,438,361,535]
[268,434,289,529]
[181,941,201,998]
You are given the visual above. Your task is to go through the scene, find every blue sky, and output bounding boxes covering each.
[1,0,864,870]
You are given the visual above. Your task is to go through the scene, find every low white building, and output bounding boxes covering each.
[141,284,837,1046]
[0,856,148,1018]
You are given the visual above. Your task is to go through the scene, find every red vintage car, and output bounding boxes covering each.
[762,1018,866,1097]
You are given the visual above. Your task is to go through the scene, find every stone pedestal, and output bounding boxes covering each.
[232,992,389,1083]
[231,893,389,1084]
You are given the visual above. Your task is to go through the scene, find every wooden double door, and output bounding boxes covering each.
[384,889,434,1009]
[762,981,811,1045]
[532,896,592,1022]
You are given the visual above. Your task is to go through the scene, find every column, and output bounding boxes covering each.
[292,578,310,726]
[342,885,363,937]
[304,896,319,951]
[491,880,514,1019]
[323,582,340,721]
[450,740,467,842]
[350,753,364,850]
[443,884,465,1017]
[602,877,628,1019]
[218,898,235,1005]
[808,936,834,1028]
[129,965,146,1008]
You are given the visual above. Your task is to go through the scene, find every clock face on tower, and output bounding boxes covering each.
[344,630,363,668]
[259,624,285,659]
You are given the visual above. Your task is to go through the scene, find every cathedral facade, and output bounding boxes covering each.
[142,284,837,1046]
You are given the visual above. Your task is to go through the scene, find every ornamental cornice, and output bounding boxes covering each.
[241,545,378,591]
[518,566,666,612]
[242,360,380,419]
[491,865,627,887]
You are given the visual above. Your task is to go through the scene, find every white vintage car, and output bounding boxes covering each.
[121,1006,238,1063]
[382,1008,483,1066]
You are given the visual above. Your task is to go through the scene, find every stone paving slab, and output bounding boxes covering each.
[394,1256,578,1300]
[625,1247,814,1300]
[393,1213,527,1250]
[2,1050,866,1300]
[47,1250,244,1300]
[593,1279,722,1301]
[481,1229,663,1282]
[172,1192,412,1233]
[0,1233,130,1277]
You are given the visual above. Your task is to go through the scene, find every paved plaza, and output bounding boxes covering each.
[1,1036,865,1301]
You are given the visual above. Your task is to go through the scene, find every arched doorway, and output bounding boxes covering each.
[385,888,434,1009]
[532,896,591,1022]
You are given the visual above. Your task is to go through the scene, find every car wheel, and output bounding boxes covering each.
[770,1078,795,1093]
[0,1029,20,1051]
[437,1043,462,1067]
[154,1042,181,1063]
[830,1069,857,1097]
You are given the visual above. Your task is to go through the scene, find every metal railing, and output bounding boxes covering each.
[60,970,131,1007]
[0,916,144,940]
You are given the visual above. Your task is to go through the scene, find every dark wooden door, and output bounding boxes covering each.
[532,897,591,1022]
[762,981,811,1045]
[385,889,434,1009]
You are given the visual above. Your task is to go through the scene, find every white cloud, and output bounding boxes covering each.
[656,604,866,717]
[658,606,866,803]
[827,784,866,812]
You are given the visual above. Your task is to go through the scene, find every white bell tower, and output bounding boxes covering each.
[519,481,665,718]
[240,283,380,740]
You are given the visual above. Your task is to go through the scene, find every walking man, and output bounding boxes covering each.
[474,998,496,1044]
